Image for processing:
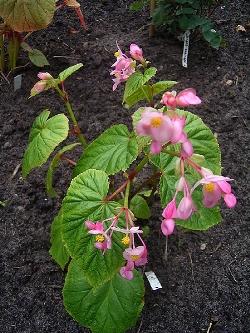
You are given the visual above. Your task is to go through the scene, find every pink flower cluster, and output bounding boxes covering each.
[111,43,145,91]
[161,88,201,109]
[136,107,193,155]
[161,168,237,237]
[85,209,147,280]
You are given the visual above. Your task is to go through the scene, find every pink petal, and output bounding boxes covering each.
[181,140,193,158]
[202,184,221,208]
[150,141,162,154]
[161,219,175,236]
[175,197,194,220]
[120,266,134,280]
[217,180,231,194]
[162,198,177,219]
[224,193,237,208]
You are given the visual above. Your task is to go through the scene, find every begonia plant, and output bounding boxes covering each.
[0,0,86,71]
[22,43,236,333]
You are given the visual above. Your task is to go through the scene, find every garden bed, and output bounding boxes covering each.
[0,0,249,332]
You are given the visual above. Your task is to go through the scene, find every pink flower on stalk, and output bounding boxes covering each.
[136,108,174,154]
[130,43,144,62]
[120,261,134,280]
[161,88,201,109]
[192,175,237,208]
[85,220,111,250]
[111,46,135,90]
[123,246,148,267]
[161,177,195,237]
[181,139,193,159]
[30,72,53,97]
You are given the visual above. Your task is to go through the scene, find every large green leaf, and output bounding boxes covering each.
[22,110,69,177]
[74,125,138,176]
[130,195,151,219]
[62,169,126,285]
[63,259,144,333]
[151,110,221,230]
[123,67,157,106]
[49,210,70,270]
[0,0,56,32]
[46,143,80,198]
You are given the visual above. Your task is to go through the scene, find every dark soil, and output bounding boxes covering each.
[0,1,249,332]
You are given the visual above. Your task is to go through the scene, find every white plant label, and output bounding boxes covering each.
[182,30,190,68]
[145,271,162,290]
[14,74,22,91]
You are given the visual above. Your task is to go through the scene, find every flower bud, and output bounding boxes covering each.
[130,43,144,61]
[161,219,175,236]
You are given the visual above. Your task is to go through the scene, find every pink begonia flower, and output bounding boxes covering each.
[161,177,195,237]
[37,72,53,80]
[162,198,177,219]
[123,246,148,266]
[130,43,144,62]
[85,221,112,249]
[136,108,174,154]
[120,261,134,280]
[30,72,53,96]
[192,175,236,208]
[161,219,175,236]
[111,46,135,90]
[161,88,201,108]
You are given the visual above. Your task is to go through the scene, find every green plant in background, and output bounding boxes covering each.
[130,0,223,48]
[22,44,236,332]
[0,0,87,72]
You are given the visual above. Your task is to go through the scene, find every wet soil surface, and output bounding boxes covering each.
[0,1,249,332]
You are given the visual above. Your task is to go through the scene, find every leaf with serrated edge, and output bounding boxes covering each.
[49,210,70,269]
[74,124,138,176]
[22,110,69,177]
[0,0,56,32]
[63,259,144,333]
[62,169,126,286]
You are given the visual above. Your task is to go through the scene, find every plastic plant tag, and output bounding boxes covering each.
[182,30,190,68]
[14,74,22,91]
[145,271,162,290]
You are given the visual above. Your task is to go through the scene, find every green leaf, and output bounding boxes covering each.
[123,67,157,105]
[28,49,49,67]
[49,210,70,270]
[130,195,151,219]
[74,125,138,176]
[151,110,221,230]
[46,143,80,198]
[152,80,177,95]
[58,63,83,82]
[0,0,56,32]
[63,259,144,333]
[202,29,222,49]
[62,169,126,285]
[22,110,69,177]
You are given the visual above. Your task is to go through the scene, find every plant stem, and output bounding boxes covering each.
[106,155,150,202]
[164,237,168,261]
[0,34,5,72]
[55,86,87,148]
[7,31,20,70]
[124,180,131,208]
[149,0,156,37]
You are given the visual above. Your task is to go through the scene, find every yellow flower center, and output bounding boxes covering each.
[121,235,130,246]
[131,255,140,261]
[114,51,120,58]
[204,182,215,193]
[95,234,105,242]
[151,117,163,128]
